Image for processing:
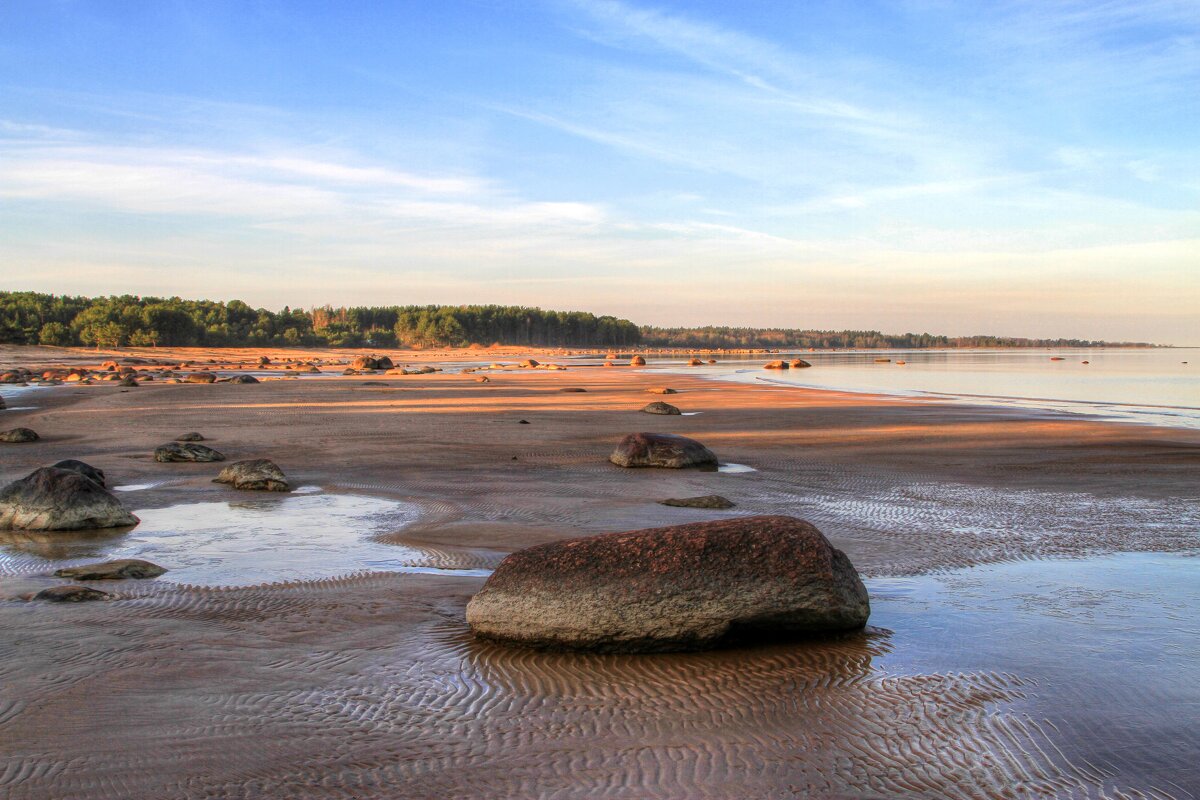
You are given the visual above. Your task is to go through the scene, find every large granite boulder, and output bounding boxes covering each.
[0,427,39,443]
[467,515,870,652]
[50,459,106,487]
[610,432,717,469]
[214,459,290,492]
[154,442,226,462]
[351,355,380,371]
[54,559,167,580]
[0,467,139,530]
[641,401,681,415]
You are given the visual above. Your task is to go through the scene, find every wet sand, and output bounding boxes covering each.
[1,345,1198,798]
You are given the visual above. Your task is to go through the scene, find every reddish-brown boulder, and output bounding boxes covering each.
[466,515,870,652]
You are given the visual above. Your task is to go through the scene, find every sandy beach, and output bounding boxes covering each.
[1,345,1197,799]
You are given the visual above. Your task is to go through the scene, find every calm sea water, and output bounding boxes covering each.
[658,348,1200,430]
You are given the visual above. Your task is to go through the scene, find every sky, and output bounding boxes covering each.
[0,1,1197,343]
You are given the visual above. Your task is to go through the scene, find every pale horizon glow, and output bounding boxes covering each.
[0,1,1197,343]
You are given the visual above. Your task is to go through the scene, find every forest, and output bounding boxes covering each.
[0,292,641,348]
[0,291,1151,350]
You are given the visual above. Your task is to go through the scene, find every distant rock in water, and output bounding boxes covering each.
[50,459,106,487]
[687,358,703,366]
[874,358,891,363]
[0,467,139,530]
[630,355,646,366]
[790,359,812,368]
[610,433,717,469]
[646,387,677,394]
[660,495,735,509]
[0,427,39,443]
[154,442,226,463]
[185,372,217,383]
[466,515,870,652]
[214,459,290,492]
[34,585,111,602]
[175,432,205,442]
[641,401,681,415]
[559,387,587,392]
[54,559,167,580]
[764,360,789,369]
[228,374,259,384]
[375,356,395,370]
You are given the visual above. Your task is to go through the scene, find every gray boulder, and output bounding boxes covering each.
[229,374,259,384]
[214,459,289,491]
[467,515,870,652]
[610,432,717,469]
[154,442,225,462]
[0,467,139,530]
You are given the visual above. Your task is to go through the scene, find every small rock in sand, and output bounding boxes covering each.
[660,495,736,509]
[54,559,167,580]
[0,427,39,443]
[34,585,112,602]
[154,442,226,463]
[214,459,290,492]
[641,401,681,415]
[610,433,718,469]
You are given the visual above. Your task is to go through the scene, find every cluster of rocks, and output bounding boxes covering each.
[764,359,812,370]
[0,439,292,602]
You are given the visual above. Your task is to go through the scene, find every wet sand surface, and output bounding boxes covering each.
[1,346,1198,798]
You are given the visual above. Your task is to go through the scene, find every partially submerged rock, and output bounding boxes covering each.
[630,355,646,366]
[54,559,167,580]
[764,360,789,369]
[660,495,736,509]
[34,585,111,602]
[175,432,205,442]
[50,459,106,487]
[646,387,677,394]
[0,467,139,530]
[641,401,681,415]
[610,432,718,469]
[0,427,39,443]
[467,515,870,652]
[214,459,289,491]
[154,442,226,462]
[790,359,812,368]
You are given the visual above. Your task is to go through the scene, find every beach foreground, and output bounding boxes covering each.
[1,346,1197,799]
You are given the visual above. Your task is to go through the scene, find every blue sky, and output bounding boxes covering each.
[1,0,1197,342]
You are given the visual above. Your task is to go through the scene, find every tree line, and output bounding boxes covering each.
[0,292,641,348]
[637,326,1153,349]
[0,291,1153,350]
